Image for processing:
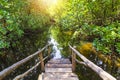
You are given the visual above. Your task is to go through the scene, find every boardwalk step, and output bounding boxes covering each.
[43,72,78,77]
[43,73,79,80]
[45,63,72,68]
[45,68,72,72]
[43,76,79,80]
[48,59,71,64]
[44,77,79,80]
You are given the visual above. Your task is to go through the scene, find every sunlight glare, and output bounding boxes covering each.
[51,0,58,5]
[42,0,58,7]
[37,0,64,16]
[40,0,59,16]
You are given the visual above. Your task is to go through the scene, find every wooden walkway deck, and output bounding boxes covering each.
[38,58,79,80]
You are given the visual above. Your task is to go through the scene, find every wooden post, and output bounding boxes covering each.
[48,46,51,56]
[72,46,76,72]
[69,47,72,56]
[38,73,43,80]
[39,52,45,72]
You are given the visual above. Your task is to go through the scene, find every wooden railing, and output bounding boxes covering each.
[0,44,51,80]
[69,45,117,80]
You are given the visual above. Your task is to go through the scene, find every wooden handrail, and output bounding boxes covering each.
[69,45,116,80]
[0,44,51,80]
[75,59,87,66]
[13,56,49,80]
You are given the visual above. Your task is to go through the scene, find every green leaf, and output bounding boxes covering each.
[0,27,7,35]
[0,15,3,19]
[0,40,9,48]
[116,43,120,54]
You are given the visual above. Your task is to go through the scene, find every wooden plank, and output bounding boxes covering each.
[43,72,78,77]
[45,64,72,68]
[48,59,71,64]
[43,73,79,80]
[45,68,72,73]
[44,76,79,80]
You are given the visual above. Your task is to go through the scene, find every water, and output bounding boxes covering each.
[49,37,62,59]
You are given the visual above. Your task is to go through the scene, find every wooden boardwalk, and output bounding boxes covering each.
[38,58,79,80]
[0,44,116,80]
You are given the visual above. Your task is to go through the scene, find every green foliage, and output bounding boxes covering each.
[116,43,120,54]
[0,0,24,49]
[0,0,51,54]
[1,0,119,56]
[91,22,120,54]
[51,26,72,47]
[51,0,120,55]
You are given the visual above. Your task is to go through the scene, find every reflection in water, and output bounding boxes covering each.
[49,37,62,59]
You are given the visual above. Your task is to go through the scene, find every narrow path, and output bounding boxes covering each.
[38,58,79,80]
